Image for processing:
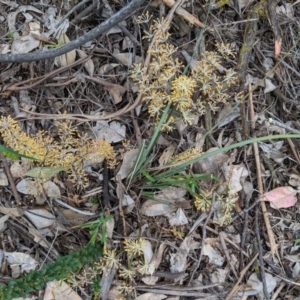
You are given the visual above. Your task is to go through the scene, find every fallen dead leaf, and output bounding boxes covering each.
[117,149,139,180]
[77,49,94,76]
[262,186,299,209]
[55,32,76,67]
[4,251,38,278]
[202,243,225,267]
[44,280,82,300]
[92,120,126,143]
[0,169,8,186]
[136,293,167,300]
[24,209,55,229]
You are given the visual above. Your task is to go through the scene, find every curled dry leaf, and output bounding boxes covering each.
[289,174,300,187]
[112,52,142,66]
[105,85,127,104]
[55,33,76,67]
[98,63,120,76]
[105,217,115,239]
[0,169,8,186]
[122,194,135,214]
[7,5,43,39]
[77,49,94,76]
[262,186,299,209]
[141,240,154,264]
[222,163,249,194]
[0,44,10,54]
[159,144,176,166]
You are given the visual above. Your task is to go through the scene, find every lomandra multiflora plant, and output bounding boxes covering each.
[0,116,116,192]
[131,15,238,130]
[130,16,239,224]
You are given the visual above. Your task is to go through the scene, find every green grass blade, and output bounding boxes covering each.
[154,134,300,180]
[0,144,37,160]
[25,166,65,179]
[129,103,172,181]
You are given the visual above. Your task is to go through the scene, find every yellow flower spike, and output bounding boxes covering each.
[171,75,196,97]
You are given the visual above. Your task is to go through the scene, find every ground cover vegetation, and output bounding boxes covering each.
[0,0,300,299]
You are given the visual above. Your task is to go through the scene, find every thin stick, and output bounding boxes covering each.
[248,83,279,258]
[225,253,259,299]
[0,154,21,205]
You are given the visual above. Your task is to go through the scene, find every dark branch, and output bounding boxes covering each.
[0,0,144,63]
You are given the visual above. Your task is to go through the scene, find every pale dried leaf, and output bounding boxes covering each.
[289,174,300,187]
[170,236,196,274]
[141,276,159,285]
[105,84,126,104]
[170,251,187,273]
[162,186,186,200]
[11,34,40,54]
[264,78,277,93]
[105,217,115,239]
[236,0,254,10]
[77,49,94,76]
[98,63,119,76]
[92,120,126,143]
[0,169,8,186]
[28,227,58,249]
[0,0,18,8]
[262,57,274,73]
[44,281,82,300]
[16,178,38,195]
[210,268,229,283]
[136,293,167,300]
[117,149,139,179]
[168,208,188,226]
[246,273,277,296]
[259,141,285,163]
[217,105,239,128]
[194,147,228,177]
[142,240,154,264]
[55,33,76,67]
[0,215,9,232]
[113,52,142,66]
[43,181,61,198]
[0,207,22,217]
[122,36,134,50]
[222,163,249,194]
[0,44,10,54]
[7,5,43,39]
[141,199,175,217]
[24,209,55,229]
[151,243,167,270]
[277,3,294,19]
[262,186,298,209]
[4,251,38,277]
[122,194,135,214]
[159,144,176,166]
[202,244,225,266]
